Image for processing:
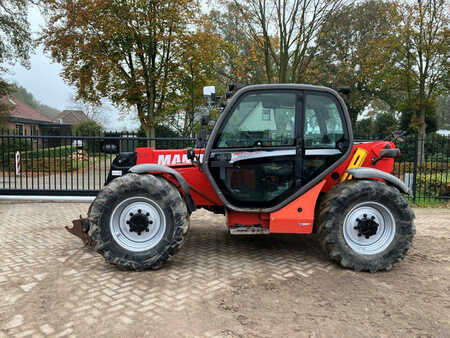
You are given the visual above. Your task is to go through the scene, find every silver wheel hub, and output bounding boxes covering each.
[110,197,166,252]
[343,202,396,255]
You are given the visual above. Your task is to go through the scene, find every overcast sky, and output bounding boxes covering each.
[4,5,139,130]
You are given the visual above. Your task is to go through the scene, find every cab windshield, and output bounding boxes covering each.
[216,92,296,148]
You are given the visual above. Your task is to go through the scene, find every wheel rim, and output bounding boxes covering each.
[110,197,166,252]
[343,201,396,255]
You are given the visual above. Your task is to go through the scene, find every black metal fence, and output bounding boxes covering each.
[355,133,449,203]
[0,129,194,196]
[0,130,448,203]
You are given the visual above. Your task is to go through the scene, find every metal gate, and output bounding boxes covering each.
[0,130,194,200]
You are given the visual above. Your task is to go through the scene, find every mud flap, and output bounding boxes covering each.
[65,216,93,247]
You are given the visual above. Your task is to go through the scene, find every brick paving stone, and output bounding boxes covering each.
[0,202,447,337]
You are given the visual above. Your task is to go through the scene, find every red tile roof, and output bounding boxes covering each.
[54,110,89,124]
[1,95,53,122]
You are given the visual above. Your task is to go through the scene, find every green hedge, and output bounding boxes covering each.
[0,139,33,154]
[21,145,77,159]
[393,161,449,176]
[0,145,78,167]
[416,172,449,197]
[3,157,89,173]
[396,134,449,162]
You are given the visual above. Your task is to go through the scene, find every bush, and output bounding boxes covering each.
[0,139,33,167]
[396,133,449,162]
[73,120,103,153]
[73,120,103,135]
[136,125,193,149]
[21,145,77,159]
[416,172,449,197]
[0,145,78,167]
[0,138,33,154]
[393,161,449,176]
[5,157,90,173]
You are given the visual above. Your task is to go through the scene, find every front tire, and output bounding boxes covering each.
[317,180,415,272]
[88,173,189,270]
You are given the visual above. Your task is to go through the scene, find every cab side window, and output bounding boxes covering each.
[217,92,296,148]
[304,93,345,149]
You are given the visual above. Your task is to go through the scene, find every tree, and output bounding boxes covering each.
[206,3,267,84]
[12,84,61,119]
[397,0,449,162]
[173,24,227,137]
[0,0,32,69]
[354,111,398,139]
[305,0,402,123]
[42,0,198,146]
[73,119,103,135]
[436,95,450,130]
[231,0,344,83]
[0,0,33,120]
[67,94,110,127]
[0,81,13,127]
[73,119,103,153]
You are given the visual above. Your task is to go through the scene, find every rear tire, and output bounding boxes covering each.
[88,173,189,270]
[316,180,415,272]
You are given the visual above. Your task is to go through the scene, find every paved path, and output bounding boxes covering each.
[0,204,449,337]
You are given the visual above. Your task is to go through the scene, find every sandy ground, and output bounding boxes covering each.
[0,204,449,337]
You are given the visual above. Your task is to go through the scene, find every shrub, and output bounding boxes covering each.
[5,157,88,173]
[73,120,103,153]
[393,161,449,176]
[0,138,33,154]
[416,172,449,197]
[136,125,193,149]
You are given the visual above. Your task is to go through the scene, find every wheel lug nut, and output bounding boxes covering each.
[149,221,153,224]
[138,209,142,213]
[353,226,358,230]
[130,213,133,216]
[356,218,360,222]
[146,212,150,216]
[363,214,367,217]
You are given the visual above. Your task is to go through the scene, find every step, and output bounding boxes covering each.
[229,226,270,235]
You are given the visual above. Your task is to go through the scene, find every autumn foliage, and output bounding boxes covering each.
[36,0,449,143]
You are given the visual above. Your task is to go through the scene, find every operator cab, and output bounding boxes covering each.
[202,84,353,212]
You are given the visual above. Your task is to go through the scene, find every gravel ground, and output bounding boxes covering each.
[0,203,449,337]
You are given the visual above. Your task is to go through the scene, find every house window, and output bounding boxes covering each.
[262,108,271,121]
[31,125,39,136]
[15,124,23,136]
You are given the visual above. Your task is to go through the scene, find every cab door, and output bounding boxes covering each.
[206,90,301,209]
